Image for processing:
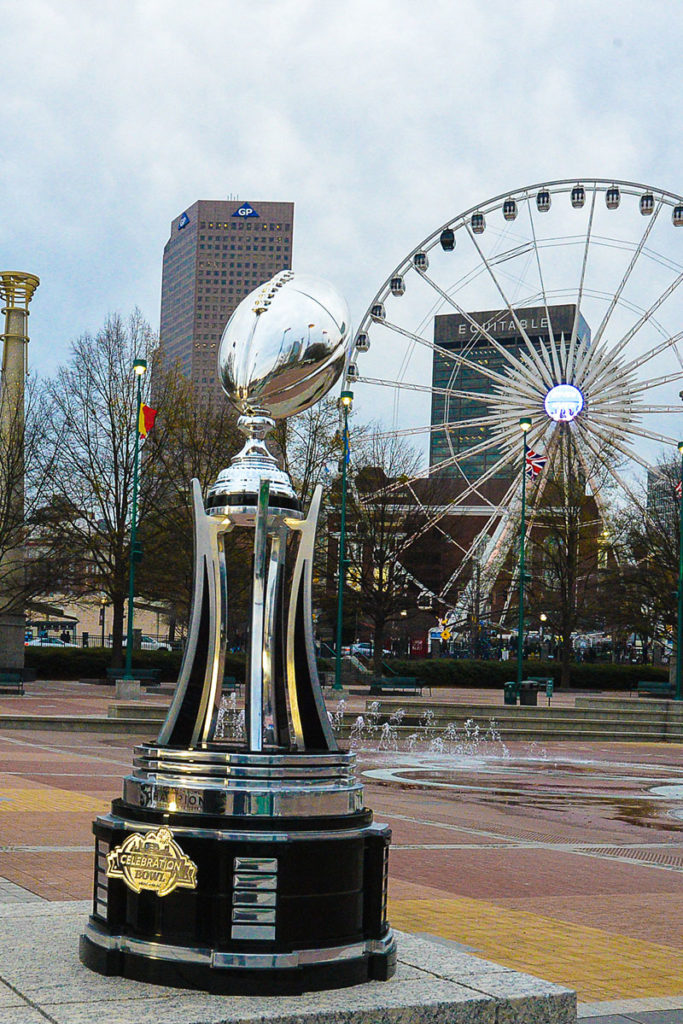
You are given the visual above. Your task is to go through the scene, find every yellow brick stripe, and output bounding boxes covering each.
[0,787,107,814]
[389,896,683,1001]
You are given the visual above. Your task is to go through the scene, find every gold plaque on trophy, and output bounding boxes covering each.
[106,827,198,897]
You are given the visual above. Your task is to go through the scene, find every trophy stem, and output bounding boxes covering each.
[247,478,270,751]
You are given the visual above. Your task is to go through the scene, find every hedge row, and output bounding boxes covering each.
[386,658,668,690]
[23,647,247,684]
[20,649,669,691]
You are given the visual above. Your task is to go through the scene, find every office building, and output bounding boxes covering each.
[430,303,591,489]
[159,199,294,404]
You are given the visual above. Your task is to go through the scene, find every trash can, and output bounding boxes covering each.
[503,682,519,705]
[519,682,538,706]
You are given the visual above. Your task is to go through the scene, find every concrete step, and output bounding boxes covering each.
[341,725,675,743]
[0,714,158,734]
[107,701,169,720]
[350,704,683,743]
[575,695,683,715]
[363,700,671,725]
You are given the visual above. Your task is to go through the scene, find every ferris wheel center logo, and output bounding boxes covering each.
[544,384,584,422]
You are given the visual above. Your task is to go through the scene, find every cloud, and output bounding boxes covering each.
[1,0,681,376]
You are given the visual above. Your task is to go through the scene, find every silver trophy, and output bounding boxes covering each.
[81,271,395,993]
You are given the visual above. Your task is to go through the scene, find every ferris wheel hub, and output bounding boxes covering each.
[544,384,585,422]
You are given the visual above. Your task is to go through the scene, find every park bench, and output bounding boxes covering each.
[369,676,427,696]
[637,679,675,698]
[105,667,161,686]
[0,671,24,695]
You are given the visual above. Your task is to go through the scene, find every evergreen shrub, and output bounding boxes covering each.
[24,648,247,684]
[387,659,667,691]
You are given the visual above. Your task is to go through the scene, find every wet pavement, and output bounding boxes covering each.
[0,681,681,1021]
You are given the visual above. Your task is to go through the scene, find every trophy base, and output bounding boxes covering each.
[79,756,396,994]
[80,921,396,995]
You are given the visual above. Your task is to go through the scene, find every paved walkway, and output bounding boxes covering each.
[0,682,681,1023]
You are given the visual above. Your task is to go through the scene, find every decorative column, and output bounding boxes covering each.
[0,272,39,669]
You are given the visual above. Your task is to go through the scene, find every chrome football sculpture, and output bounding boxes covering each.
[207,271,351,521]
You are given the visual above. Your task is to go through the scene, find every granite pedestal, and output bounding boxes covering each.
[2,901,576,1024]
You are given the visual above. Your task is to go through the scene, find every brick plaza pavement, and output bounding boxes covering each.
[0,681,682,1023]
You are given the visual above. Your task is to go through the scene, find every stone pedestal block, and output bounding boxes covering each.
[0,613,25,669]
[114,679,142,700]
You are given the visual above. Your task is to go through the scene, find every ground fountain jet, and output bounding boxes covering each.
[80,271,396,993]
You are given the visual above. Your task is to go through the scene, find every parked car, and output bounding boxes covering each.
[25,637,78,647]
[122,634,172,651]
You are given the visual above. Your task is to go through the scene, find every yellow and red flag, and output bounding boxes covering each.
[138,403,157,439]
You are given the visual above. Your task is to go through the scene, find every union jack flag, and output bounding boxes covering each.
[525,448,547,480]
[676,481,682,500]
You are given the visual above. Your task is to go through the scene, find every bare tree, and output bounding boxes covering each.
[605,458,680,662]
[343,431,430,674]
[38,311,172,663]
[135,372,251,644]
[0,376,60,613]
[521,427,614,686]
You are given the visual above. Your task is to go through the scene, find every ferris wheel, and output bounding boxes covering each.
[348,178,683,618]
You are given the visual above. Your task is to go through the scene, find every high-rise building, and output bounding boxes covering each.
[430,304,591,487]
[159,199,294,404]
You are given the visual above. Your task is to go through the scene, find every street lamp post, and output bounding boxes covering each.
[334,389,353,692]
[677,440,683,701]
[123,358,147,680]
[517,417,532,686]
[100,597,107,648]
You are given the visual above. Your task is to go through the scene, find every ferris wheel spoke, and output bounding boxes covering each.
[582,261,683,392]
[401,419,551,552]
[436,479,521,601]
[567,186,598,381]
[403,482,474,558]
[609,329,683,381]
[380,316,543,399]
[586,410,681,448]
[357,374,502,405]
[597,367,683,403]
[524,192,565,383]
[373,410,526,441]
[574,198,664,382]
[571,431,620,527]
[580,417,667,478]
[629,404,683,414]
[416,269,545,392]
[574,420,654,507]
[371,428,516,500]
[465,225,556,389]
[396,446,520,545]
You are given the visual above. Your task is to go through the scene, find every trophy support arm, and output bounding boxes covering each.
[286,484,337,751]
[157,479,229,748]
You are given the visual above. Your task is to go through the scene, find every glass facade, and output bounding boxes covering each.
[430,304,591,483]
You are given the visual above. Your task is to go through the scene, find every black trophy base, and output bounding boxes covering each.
[80,802,396,995]
[79,926,396,995]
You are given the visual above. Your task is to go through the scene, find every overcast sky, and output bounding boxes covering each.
[3,0,682,381]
